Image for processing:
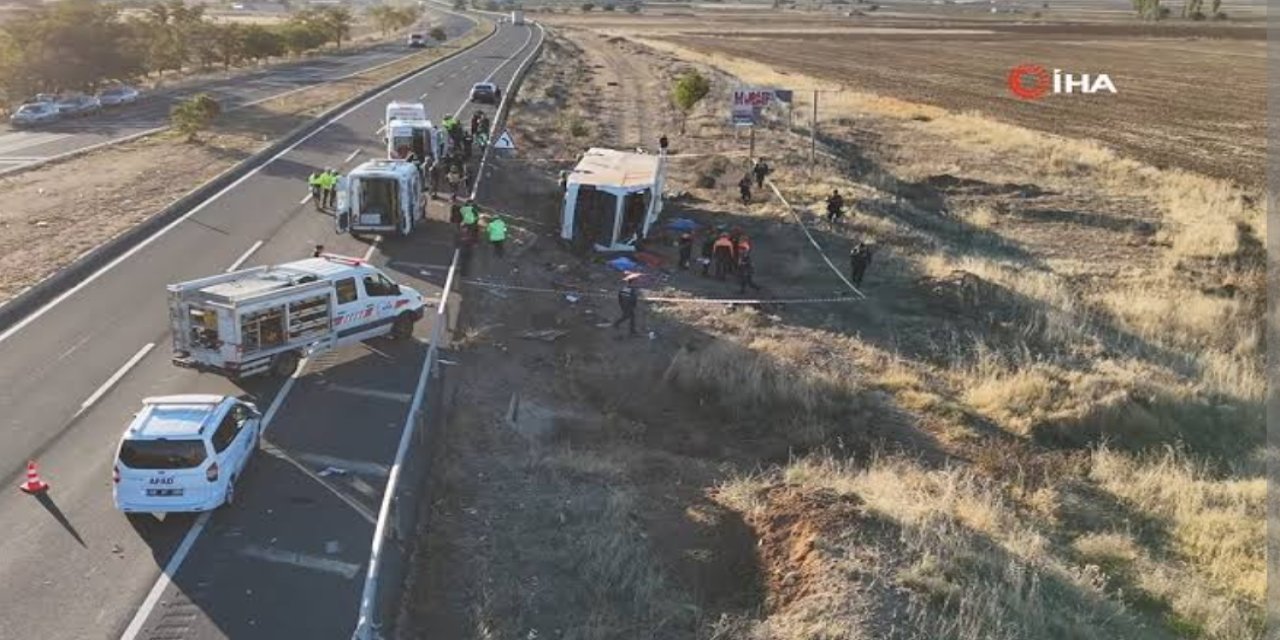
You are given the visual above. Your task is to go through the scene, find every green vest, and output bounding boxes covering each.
[320,172,338,189]
[487,219,507,241]
[308,172,321,187]
[460,206,477,225]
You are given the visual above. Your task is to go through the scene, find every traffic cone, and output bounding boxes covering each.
[18,460,49,494]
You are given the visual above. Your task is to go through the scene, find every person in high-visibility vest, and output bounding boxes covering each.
[320,168,339,209]
[486,215,508,257]
[459,199,480,245]
[307,171,323,210]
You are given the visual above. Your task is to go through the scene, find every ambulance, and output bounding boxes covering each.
[167,255,428,379]
[335,159,426,237]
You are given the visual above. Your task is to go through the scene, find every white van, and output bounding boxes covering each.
[112,395,261,514]
[336,159,427,237]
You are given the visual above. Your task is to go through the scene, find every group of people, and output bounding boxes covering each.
[451,197,508,274]
[307,167,341,210]
[736,158,773,204]
[673,226,761,294]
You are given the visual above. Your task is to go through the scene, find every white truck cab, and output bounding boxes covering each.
[168,255,427,379]
[385,101,428,128]
[386,117,445,163]
[112,395,261,514]
[335,159,426,237]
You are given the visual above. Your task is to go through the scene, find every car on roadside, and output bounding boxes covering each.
[9,101,61,128]
[470,82,501,105]
[53,93,101,117]
[112,395,261,514]
[96,84,141,107]
[408,32,426,48]
[27,93,59,105]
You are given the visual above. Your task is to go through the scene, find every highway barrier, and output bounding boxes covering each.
[350,21,546,640]
[0,19,498,335]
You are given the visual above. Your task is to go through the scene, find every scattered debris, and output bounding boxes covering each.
[317,466,348,478]
[565,294,580,303]
[519,329,569,342]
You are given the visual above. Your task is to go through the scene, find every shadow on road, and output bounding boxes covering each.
[33,492,85,548]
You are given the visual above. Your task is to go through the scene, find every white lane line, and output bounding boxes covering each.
[0,30,499,347]
[419,92,429,100]
[348,476,379,500]
[259,441,378,525]
[344,148,361,163]
[118,512,212,640]
[362,237,381,261]
[323,383,412,403]
[225,240,264,272]
[294,452,390,478]
[74,343,155,418]
[300,192,313,205]
[238,544,362,579]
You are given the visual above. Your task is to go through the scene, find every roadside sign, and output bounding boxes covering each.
[730,88,789,125]
[493,130,515,149]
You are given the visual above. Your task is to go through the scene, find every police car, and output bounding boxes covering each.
[112,395,261,514]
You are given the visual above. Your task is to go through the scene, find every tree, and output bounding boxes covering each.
[672,70,709,134]
[625,3,640,12]
[453,0,465,8]
[581,2,595,10]
[366,5,396,37]
[171,92,220,142]
[430,26,447,42]
[241,23,284,63]
[603,2,616,9]
[319,7,353,49]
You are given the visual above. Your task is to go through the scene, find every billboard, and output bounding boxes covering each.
[731,88,791,125]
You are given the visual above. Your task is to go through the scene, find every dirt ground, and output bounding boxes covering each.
[0,21,491,306]
[539,9,1265,188]
[404,18,1262,640]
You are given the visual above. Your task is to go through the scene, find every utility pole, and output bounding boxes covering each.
[749,124,755,163]
[809,89,818,167]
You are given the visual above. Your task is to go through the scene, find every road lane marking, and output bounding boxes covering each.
[118,512,211,640]
[239,544,362,579]
[294,452,390,478]
[349,475,379,499]
[344,148,361,163]
[226,240,264,272]
[419,92,430,100]
[0,26,498,346]
[323,383,412,403]
[75,342,155,418]
[362,237,380,261]
[299,192,313,205]
[260,441,378,525]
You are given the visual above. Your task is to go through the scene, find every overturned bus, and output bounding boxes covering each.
[336,159,425,237]
[560,148,666,252]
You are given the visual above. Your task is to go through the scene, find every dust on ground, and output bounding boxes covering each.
[0,21,491,306]
[403,21,1262,640]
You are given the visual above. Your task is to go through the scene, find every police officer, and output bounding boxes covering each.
[486,215,508,257]
[752,158,771,189]
[658,134,669,155]
[849,240,874,287]
[738,173,752,204]
[613,275,641,336]
[677,233,693,270]
[826,189,846,225]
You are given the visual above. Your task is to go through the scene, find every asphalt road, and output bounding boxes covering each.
[0,9,474,174]
[0,20,541,640]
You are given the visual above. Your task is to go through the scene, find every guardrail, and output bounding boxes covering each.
[350,20,546,640]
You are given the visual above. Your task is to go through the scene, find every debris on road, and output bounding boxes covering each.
[317,467,348,478]
[518,329,568,342]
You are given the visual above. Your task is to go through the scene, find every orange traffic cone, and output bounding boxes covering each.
[18,460,49,494]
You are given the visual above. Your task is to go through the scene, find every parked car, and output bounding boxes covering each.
[27,93,58,105]
[96,85,140,107]
[407,33,426,48]
[470,82,501,105]
[9,102,61,128]
[112,395,262,514]
[53,94,101,117]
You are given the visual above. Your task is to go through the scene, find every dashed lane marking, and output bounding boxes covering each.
[238,544,362,579]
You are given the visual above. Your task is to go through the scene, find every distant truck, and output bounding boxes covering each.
[407,33,426,48]
[511,9,524,24]
[167,255,427,379]
[335,159,427,237]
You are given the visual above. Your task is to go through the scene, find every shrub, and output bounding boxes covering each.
[171,93,221,142]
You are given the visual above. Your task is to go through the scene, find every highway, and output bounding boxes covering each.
[0,19,542,640]
[0,9,474,174]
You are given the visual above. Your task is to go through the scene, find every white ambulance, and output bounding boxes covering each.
[335,159,426,237]
[167,254,428,379]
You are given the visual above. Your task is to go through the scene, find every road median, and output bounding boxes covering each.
[0,16,496,332]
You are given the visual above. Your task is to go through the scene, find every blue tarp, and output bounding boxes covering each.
[607,257,641,272]
[666,218,697,232]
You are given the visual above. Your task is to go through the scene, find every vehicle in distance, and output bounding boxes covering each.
[96,84,140,107]
[9,102,61,127]
[408,32,426,47]
[112,395,261,514]
[168,254,428,379]
[27,92,58,104]
[53,93,101,117]
[470,82,501,105]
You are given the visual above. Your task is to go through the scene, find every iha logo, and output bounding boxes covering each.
[1007,64,1117,100]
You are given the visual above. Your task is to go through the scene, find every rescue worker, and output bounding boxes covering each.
[428,156,441,197]
[735,234,752,261]
[658,134,669,155]
[826,189,845,225]
[738,173,752,204]
[470,111,484,136]
[486,215,508,257]
[321,167,339,209]
[312,244,325,258]
[613,275,641,336]
[752,158,771,189]
[712,233,735,281]
[738,252,761,294]
[307,170,323,210]
[849,240,874,287]
[449,199,463,225]
[478,113,491,136]
[476,129,490,150]
[462,132,474,161]
[700,233,715,276]
[456,221,477,276]
[446,162,462,197]
[459,198,479,230]
[677,233,693,270]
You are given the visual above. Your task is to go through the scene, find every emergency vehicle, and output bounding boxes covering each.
[386,116,446,162]
[167,255,428,379]
[385,100,428,125]
[335,159,426,237]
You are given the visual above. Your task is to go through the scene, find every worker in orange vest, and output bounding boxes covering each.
[712,233,735,281]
